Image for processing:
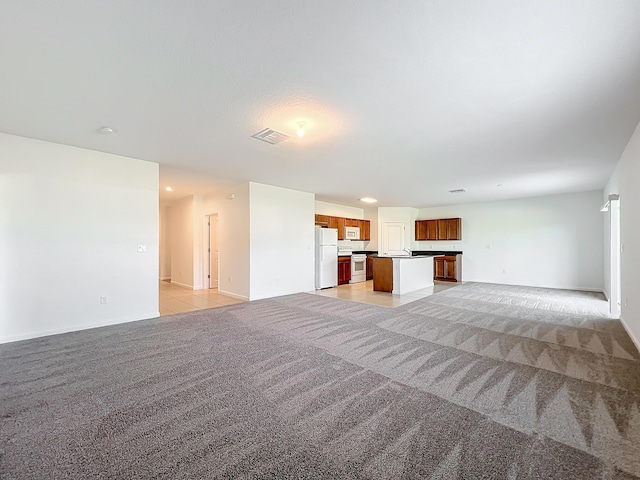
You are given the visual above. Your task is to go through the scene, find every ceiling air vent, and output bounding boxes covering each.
[251,128,289,145]
[448,188,466,194]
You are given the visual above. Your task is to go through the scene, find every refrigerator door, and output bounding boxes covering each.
[315,245,338,289]
[316,227,338,246]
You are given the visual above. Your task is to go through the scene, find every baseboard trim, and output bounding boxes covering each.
[169,281,194,289]
[0,311,160,345]
[160,276,171,281]
[218,289,249,301]
[620,315,640,355]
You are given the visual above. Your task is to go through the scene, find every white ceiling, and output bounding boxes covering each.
[2,1,640,207]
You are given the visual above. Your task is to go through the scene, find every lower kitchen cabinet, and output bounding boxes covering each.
[434,255,462,282]
[338,256,352,285]
[366,255,374,280]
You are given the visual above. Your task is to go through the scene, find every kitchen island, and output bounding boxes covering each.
[370,255,434,294]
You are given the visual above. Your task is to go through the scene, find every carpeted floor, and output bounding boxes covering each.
[1,282,639,479]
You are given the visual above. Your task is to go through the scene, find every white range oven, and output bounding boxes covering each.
[350,254,367,284]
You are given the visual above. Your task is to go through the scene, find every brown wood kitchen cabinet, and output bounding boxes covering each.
[415,218,461,241]
[315,214,329,227]
[338,256,351,285]
[315,215,372,241]
[433,255,462,282]
[366,255,374,280]
[359,220,371,241]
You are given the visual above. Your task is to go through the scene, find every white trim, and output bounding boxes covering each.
[169,280,194,290]
[0,311,160,344]
[602,290,609,301]
[620,315,640,355]
[218,289,249,301]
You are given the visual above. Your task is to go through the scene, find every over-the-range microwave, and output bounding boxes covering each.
[344,226,360,240]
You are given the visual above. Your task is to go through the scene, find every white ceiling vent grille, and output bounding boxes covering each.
[251,128,289,145]
[448,188,466,193]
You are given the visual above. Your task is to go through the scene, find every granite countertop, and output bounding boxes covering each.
[365,251,463,258]
[412,251,463,256]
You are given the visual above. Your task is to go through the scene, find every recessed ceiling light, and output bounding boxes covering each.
[297,122,306,138]
[98,126,117,134]
[165,187,173,192]
[360,197,377,203]
[448,189,466,194]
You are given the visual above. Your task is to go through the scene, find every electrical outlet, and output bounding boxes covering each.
[486,244,492,249]
[100,296,108,304]
[502,269,507,274]
[137,244,147,253]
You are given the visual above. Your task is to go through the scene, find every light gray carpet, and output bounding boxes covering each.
[1,282,639,479]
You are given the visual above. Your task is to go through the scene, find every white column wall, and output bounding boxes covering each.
[250,183,315,300]
[605,120,640,351]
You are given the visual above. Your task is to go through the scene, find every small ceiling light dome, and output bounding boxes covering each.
[360,197,377,203]
[98,126,117,134]
[165,187,173,192]
[296,122,306,138]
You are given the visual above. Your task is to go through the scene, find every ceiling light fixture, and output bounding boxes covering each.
[165,187,173,192]
[98,126,117,134]
[448,189,466,194]
[360,197,377,203]
[296,122,306,138]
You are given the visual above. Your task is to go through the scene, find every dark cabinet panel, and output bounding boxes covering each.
[434,255,461,282]
[338,257,351,285]
[360,220,371,241]
[415,218,461,241]
[315,214,329,226]
[366,255,374,280]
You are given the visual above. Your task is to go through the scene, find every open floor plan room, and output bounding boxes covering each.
[2,282,639,478]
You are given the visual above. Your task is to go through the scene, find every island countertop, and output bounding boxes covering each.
[370,256,434,294]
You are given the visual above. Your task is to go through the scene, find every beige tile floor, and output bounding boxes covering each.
[311,279,459,307]
[159,281,245,316]
[160,279,459,315]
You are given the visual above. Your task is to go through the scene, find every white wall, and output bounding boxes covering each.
[202,184,250,299]
[250,183,315,300]
[604,120,640,350]
[378,207,419,255]
[416,191,604,291]
[315,200,364,219]
[0,134,159,343]
[159,205,172,280]
[364,206,379,250]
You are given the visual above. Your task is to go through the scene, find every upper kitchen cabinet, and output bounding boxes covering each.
[359,220,371,241]
[315,214,329,227]
[415,218,461,241]
[315,215,371,241]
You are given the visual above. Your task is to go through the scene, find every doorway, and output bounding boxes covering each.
[207,214,219,289]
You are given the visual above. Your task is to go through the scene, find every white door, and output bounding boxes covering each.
[382,222,406,256]
[209,215,219,289]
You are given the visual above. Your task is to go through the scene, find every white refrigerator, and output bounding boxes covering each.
[315,227,338,289]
